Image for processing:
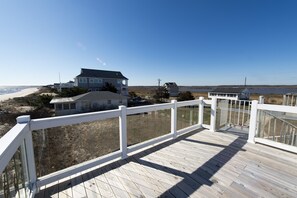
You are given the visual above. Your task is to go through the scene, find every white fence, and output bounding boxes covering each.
[248,101,297,153]
[2,96,297,198]
[216,99,252,131]
[0,98,205,197]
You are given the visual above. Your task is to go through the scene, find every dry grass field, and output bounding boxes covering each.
[32,106,199,177]
[129,86,285,105]
[1,86,292,189]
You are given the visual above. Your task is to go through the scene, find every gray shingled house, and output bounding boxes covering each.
[50,91,128,116]
[164,82,179,97]
[74,68,128,96]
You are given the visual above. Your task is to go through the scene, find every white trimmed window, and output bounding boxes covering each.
[94,78,103,83]
[56,104,62,110]
[63,103,69,110]
[79,77,88,83]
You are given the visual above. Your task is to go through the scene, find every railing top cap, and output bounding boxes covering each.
[17,115,30,124]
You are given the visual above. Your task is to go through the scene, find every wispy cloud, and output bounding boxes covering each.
[96,57,106,66]
[76,42,86,51]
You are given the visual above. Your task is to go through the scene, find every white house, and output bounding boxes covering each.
[53,81,75,92]
[208,87,250,100]
[50,91,128,116]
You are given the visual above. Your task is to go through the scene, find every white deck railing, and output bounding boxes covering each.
[2,96,297,198]
[0,98,206,197]
[0,116,36,198]
[248,100,297,153]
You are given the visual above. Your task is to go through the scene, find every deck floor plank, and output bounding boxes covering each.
[58,176,73,197]
[35,129,297,198]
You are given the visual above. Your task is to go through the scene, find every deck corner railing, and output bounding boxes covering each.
[1,99,207,197]
[3,96,297,198]
[0,115,36,198]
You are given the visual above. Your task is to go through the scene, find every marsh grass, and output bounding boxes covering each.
[33,107,204,177]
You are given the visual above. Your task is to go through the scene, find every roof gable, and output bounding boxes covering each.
[77,68,128,80]
[75,91,128,101]
[50,91,128,104]
[164,82,178,87]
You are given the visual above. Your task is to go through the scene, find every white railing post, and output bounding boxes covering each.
[259,96,264,104]
[210,97,217,132]
[282,95,287,105]
[171,100,177,139]
[248,100,259,143]
[17,115,37,193]
[119,106,128,159]
[198,97,204,126]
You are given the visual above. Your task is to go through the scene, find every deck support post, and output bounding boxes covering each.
[198,97,204,126]
[210,97,217,132]
[119,106,128,159]
[17,115,37,195]
[171,100,177,139]
[248,100,259,143]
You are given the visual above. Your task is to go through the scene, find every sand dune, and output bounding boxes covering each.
[0,87,39,102]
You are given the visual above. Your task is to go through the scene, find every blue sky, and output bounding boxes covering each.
[1,0,297,86]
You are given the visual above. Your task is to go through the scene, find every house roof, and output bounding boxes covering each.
[210,87,248,94]
[76,68,128,80]
[50,91,128,104]
[164,82,178,87]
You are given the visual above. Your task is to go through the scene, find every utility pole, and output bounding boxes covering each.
[59,72,62,92]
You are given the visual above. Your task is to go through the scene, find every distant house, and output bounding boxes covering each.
[50,91,128,116]
[164,82,179,97]
[53,81,75,92]
[208,87,250,100]
[74,68,128,96]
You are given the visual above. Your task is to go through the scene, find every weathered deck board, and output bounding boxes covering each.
[36,129,297,197]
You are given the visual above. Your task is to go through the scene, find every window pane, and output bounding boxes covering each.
[70,103,76,109]
[56,104,62,110]
[63,104,69,110]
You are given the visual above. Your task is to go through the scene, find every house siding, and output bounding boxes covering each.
[208,88,250,100]
[74,69,128,95]
[75,76,128,95]
[54,99,127,116]
[164,82,179,97]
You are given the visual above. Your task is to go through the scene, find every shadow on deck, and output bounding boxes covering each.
[36,129,297,198]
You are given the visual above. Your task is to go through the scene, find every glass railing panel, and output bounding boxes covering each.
[216,99,251,130]
[0,144,28,198]
[203,105,211,125]
[32,118,119,177]
[257,110,297,147]
[177,105,199,130]
[127,109,171,146]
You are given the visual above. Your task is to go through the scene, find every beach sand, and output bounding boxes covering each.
[0,87,40,102]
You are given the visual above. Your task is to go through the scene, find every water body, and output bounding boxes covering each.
[248,88,297,94]
[180,87,297,95]
[0,86,37,95]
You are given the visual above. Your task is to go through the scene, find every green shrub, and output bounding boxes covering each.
[177,91,194,101]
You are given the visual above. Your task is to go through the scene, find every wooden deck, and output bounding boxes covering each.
[35,129,297,198]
